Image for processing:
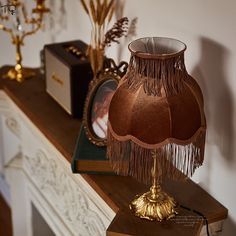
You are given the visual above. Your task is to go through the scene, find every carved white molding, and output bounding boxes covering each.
[24,149,106,236]
[5,117,21,138]
[0,91,11,111]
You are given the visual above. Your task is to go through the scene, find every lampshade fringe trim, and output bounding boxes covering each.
[107,128,206,185]
[125,54,188,96]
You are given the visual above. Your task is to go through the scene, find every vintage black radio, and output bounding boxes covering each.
[44,40,92,118]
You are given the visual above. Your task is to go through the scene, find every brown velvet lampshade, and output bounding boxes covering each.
[107,37,206,221]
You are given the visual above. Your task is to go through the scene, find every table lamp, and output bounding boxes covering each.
[107,37,206,221]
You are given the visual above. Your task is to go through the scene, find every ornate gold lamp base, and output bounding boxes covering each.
[3,65,35,83]
[130,183,177,221]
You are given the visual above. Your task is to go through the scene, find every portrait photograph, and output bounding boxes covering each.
[91,79,117,139]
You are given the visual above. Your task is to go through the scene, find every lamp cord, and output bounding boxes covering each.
[180,204,210,236]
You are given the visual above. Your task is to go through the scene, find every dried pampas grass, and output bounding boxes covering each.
[80,0,128,76]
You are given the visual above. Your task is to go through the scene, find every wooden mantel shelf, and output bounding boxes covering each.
[0,66,228,236]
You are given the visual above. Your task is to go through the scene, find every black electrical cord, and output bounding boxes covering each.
[180,204,210,236]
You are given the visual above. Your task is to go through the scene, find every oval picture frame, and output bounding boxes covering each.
[83,60,128,146]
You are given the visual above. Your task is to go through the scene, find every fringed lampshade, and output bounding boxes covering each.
[107,37,206,221]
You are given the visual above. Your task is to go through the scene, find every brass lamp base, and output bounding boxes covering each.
[3,66,35,83]
[130,184,177,221]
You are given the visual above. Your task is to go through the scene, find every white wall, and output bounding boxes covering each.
[1,0,236,235]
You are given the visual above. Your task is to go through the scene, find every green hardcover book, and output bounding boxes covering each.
[71,125,115,174]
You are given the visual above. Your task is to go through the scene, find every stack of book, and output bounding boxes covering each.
[71,125,115,175]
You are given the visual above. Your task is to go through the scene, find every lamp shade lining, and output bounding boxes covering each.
[128,37,186,59]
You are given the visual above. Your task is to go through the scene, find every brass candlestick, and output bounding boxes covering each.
[0,0,49,82]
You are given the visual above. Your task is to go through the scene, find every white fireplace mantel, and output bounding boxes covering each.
[0,90,115,236]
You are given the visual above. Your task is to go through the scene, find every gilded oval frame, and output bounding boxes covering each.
[83,60,128,146]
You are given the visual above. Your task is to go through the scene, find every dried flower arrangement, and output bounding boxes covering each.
[80,0,129,76]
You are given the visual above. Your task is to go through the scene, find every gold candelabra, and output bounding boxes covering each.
[0,0,49,82]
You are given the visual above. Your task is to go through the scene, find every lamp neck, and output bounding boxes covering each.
[149,150,161,200]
